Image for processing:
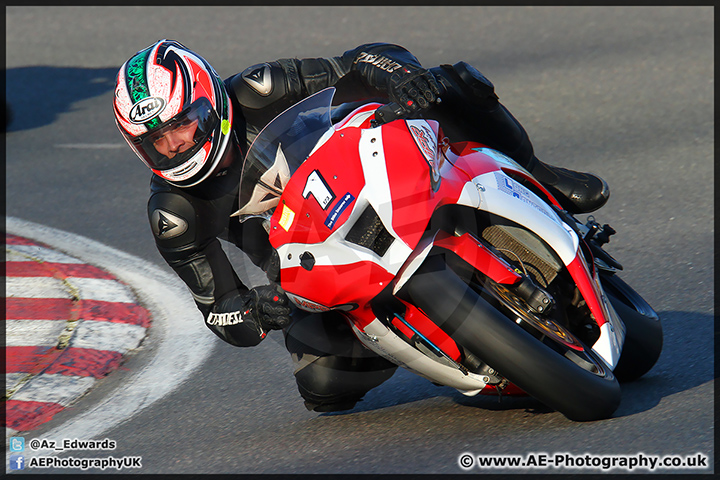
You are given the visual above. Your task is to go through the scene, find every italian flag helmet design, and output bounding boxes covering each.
[113,39,233,187]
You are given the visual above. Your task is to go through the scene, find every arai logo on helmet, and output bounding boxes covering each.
[129,96,166,124]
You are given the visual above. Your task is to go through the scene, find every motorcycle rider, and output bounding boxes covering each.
[113,40,609,412]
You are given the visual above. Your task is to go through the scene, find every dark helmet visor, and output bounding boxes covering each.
[131,98,219,171]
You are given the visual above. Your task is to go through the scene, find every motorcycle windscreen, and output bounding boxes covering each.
[232,87,337,222]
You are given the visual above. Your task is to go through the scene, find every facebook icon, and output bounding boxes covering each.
[9,455,25,470]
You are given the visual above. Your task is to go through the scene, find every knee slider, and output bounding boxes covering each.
[293,353,396,412]
[286,313,397,410]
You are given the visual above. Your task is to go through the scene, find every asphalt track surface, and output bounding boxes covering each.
[5,6,714,475]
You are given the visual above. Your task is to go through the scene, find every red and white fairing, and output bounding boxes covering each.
[256,89,624,394]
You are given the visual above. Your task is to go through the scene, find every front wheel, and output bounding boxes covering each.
[402,256,621,422]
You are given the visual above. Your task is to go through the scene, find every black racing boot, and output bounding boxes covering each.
[530,159,610,214]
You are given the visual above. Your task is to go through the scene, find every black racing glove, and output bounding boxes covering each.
[210,284,291,336]
[386,65,441,116]
[250,283,292,330]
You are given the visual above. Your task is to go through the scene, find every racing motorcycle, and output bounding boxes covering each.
[233,87,662,422]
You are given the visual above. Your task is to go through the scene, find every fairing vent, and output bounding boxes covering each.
[346,205,394,256]
[482,224,562,288]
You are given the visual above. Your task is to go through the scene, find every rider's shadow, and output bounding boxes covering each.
[4,65,117,132]
[320,310,711,420]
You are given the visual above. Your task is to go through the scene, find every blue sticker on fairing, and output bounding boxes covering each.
[324,193,356,229]
[495,172,556,222]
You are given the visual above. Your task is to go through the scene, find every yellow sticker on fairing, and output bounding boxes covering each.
[279,203,296,232]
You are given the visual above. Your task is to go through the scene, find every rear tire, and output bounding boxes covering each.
[600,272,662,382]
[402,256,621,422]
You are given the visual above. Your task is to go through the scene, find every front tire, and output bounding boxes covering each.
[402,256,621,422]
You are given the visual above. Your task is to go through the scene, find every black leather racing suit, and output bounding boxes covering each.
[147,43,536,411]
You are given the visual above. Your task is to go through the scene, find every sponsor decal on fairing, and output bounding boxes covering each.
[278,203,296,232]
[408,122,437,163]
[494,172,557,223]
[407,120,441,191]
[287,293,331,312]
[324,193,356,229]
